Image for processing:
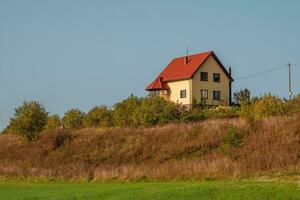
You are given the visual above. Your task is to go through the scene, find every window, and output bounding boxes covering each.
[213,91,221,100]
[201,89,208,99]
[151,90,160,96]
[200,72,208,81]
[213,73,220,82]
[180,90,186,98]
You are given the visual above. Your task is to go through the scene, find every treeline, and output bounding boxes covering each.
[2,91,300,141]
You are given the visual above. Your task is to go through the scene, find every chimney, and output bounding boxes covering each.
[229,66,232,106]
[184,56,188,65]
[184,48,189,65]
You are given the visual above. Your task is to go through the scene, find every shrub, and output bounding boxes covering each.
[62,109,85,129]
[288,93,300,113]
[45,114,61,131]
[5,101,48,141]
[180,108,207,122]
[239,103,256,124]
[204,106,239,119]
[223,126,243,147]
[253,94,288,118]
[112,95,141,127]
[132,96,180,126]
[84,106,112,128]
[239,94,290,124]
[159,102,181,124]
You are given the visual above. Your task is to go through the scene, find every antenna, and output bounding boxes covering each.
[288,63,292,100]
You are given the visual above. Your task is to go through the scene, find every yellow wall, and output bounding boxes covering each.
[166,79,192,105]
[192,55,230,105]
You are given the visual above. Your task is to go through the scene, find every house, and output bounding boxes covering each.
[146,51,233,109]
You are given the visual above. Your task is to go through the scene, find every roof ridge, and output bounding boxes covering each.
[172,50,212,59]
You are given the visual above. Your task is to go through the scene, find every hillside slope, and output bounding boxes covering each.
[0,114,299,180]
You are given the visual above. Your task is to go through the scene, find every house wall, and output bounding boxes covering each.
[192,55,230,106]
[166,79,192,107]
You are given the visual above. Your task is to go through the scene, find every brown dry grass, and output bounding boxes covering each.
[0,114,299,181]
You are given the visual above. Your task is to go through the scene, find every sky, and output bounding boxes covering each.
[1,0,300,130]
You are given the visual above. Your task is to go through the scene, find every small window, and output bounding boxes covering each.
[201,89,208,99]
[213,91,221,100]
[213,73,220,82]
[200,72,208,81]
[151,90,160,96]
[180,90,186,98]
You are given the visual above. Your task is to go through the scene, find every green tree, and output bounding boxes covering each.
[112,95,141,127]
[253,94,287,118]
[234,89,251,105]
[6,101,48,141]
[62,109,85,129]
[133,96,180,126]
[84,106,112,128]
[45,114,61,131]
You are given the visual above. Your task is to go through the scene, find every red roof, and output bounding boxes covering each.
[146,51,232,91]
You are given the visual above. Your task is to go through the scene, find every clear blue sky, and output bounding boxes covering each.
[1,0,300,130]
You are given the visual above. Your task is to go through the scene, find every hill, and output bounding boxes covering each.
[0,114,299,181]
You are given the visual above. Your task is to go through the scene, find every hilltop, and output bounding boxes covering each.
[0,113,299,181]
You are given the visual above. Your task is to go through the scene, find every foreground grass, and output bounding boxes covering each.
[0,180,299,200]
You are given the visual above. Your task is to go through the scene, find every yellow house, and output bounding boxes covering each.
[146,51,233,109]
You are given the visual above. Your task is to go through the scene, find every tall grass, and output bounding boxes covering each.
[0,114,299,181]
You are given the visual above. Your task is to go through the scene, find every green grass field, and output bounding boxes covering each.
[0,180,299,200]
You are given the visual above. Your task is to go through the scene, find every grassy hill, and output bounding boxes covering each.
[0,114,299,181]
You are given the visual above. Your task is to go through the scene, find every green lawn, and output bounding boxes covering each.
[0,180,299,200]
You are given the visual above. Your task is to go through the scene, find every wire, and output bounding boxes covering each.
[234,64,289,81]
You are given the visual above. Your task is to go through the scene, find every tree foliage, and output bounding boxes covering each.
[45,114,61,131]
[84,106,112,128]
[239,94,289,123]
[133,96,180,126]
[112,95,141,127]
[6,101,48,141]
[234,89,251,105]
[62,109,85,129]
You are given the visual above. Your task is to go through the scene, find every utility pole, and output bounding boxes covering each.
[288,63,292,100]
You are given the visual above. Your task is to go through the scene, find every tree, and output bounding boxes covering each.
[112,95,141,127]
[84,106,112,128]
[133,96,180,126]
[234,89,251,105]
[6,101,48,141]
[62,109,85,129]
[45,114,61,131]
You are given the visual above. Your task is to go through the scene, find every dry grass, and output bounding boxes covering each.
[0,114,299,181]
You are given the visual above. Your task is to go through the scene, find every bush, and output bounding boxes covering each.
[133,96,180,126]
[239,103,256,124]
[180,108,207,122]
[5,101,48,141]
[223,126,243,147]
[112,95,141,127]
[84,106,112,128]
[45,114,61,131]
[253,94,288,118]
[288,93,300,113]
[204,106,239,119]
[62,109,85,129]
[239,94,290,124]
